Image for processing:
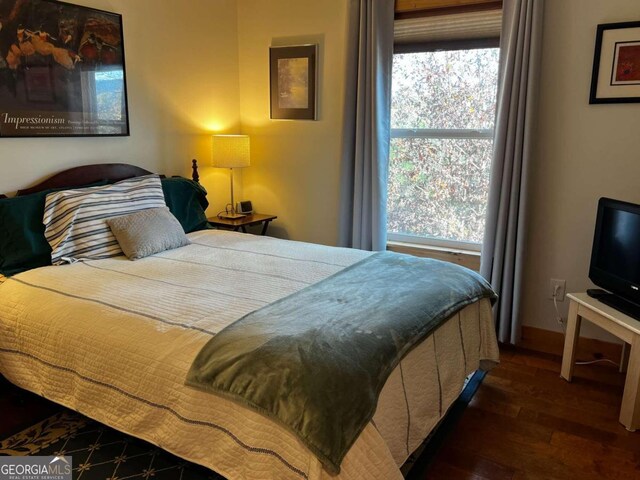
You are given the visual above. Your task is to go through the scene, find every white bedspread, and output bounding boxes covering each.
[0,230,499,480]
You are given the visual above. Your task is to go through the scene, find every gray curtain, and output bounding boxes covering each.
[480,0,544,344]
[338,0,394,251]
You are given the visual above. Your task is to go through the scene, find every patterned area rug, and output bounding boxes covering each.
[0,412,224,480]
[0,371,487,479]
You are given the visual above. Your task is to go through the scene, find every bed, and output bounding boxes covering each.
[0,164,499,480]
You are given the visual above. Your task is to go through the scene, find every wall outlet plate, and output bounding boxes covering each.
[550,279,566,301]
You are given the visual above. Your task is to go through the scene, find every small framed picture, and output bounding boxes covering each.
[590,21,640,104]
[269,44,317,120]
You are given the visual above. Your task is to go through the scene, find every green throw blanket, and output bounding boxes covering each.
[186,252,497,474]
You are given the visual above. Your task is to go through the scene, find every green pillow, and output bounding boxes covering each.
[161,177,209,233]
[0,181,108,276]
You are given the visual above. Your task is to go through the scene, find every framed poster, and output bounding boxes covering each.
[0,0,130,137]
[589,21,640,104]
[269,44,317,120]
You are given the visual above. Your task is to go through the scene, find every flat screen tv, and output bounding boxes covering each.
[589,197,640,318]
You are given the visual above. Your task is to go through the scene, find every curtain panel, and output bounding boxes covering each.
[480,0,544,344]
[338,0,394,251]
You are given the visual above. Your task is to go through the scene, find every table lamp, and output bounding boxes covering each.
[212,135,250,219]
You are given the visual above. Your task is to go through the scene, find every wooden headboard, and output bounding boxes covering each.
[0,160,200,199]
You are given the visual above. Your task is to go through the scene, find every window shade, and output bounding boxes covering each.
[395,0,501,16]
[394,9,502,47]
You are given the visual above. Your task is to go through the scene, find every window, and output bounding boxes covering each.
[387,47,500,251]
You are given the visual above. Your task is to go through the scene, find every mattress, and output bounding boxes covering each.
[0,230,499,480]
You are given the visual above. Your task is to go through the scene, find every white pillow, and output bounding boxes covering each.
[44,175,166,265]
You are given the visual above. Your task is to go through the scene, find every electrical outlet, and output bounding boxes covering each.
[550,279,566,301]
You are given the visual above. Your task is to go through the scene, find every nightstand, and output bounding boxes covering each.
[208,213,277,236]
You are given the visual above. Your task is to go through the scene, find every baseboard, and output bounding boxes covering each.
[519,326,623,362]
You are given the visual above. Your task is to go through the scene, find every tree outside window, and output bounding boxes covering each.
[388,47,500,249]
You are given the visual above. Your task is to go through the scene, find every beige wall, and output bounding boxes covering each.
[520,0,640,342]
[0,0,240,215]
[237,0,348,245]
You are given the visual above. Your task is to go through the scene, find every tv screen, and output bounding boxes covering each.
[590,198,640,306]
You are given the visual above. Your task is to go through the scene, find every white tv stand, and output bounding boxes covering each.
[561,293,640,431]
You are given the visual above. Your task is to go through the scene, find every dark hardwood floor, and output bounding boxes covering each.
[2,347,638,479]
[426,346,640,480]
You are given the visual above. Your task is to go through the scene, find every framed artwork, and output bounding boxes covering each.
[590,21,640,104]
[269,44,317,120]
[0,0,130,137]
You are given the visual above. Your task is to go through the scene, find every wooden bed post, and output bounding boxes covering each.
[192,159,200,183]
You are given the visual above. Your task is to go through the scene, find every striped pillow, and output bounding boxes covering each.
[44,175,166,265]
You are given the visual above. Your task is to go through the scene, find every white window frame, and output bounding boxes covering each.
[387,125,495,253]
[387,232,484,253]
[387,46,499,253]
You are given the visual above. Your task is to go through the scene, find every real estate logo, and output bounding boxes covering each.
[0,456,72,480]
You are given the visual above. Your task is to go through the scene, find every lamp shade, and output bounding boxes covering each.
[212,135,250,168]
